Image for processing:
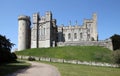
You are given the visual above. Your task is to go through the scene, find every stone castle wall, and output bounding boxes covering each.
[57,39,113,50]
[18,11,113,51]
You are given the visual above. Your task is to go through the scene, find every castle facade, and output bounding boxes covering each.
[18,11,113,51]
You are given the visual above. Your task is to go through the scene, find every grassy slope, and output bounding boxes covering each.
[0,61,30,76]
[16,46,112,63]
[42,61,120,76]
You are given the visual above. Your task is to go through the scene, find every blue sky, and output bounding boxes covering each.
[0,0,120,50]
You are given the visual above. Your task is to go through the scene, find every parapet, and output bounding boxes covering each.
[46,11,52,15]
[18,15,30,21]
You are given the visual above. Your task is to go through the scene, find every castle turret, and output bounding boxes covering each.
[92,13,98,41]
[18,15,31,51]
[31,13,40,48]
[45,11,52,21]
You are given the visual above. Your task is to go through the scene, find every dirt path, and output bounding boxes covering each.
[7,61,61,76]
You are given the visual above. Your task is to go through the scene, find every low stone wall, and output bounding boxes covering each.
[57,39,113,50]
[18,55,118,68]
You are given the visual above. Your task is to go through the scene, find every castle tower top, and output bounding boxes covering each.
[45,11,52,21]
[18,15,31,51]
[18,15,30,21]
[33,13,40,24]
[92,13,97,21]
[46,11,52,15]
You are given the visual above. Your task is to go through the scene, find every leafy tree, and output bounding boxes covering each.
[0,35,14,51]
[0,34,16,63]
[110,34,120,50]
[112,50,120,67]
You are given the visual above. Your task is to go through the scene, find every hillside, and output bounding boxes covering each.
[15,46,112,63]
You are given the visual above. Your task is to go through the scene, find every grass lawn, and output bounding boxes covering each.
[16,46,112,63]
[0,61,30,76]
[40,61,120,76]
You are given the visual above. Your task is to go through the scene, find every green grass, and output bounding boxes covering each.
[0,61,30,76]
[40,61,120,76]
[16,46,112,63]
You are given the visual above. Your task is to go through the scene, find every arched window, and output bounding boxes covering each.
[74,33,77,39]
[80,33,82,38]
[68,33,71,39]
[44,28,45,35]
[41,27,45,36]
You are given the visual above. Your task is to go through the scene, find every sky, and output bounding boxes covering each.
[0,0,120,51]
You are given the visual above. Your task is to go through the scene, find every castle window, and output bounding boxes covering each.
[89,24,91,27]
[88,29,90,33]
[88,34,90,39]
[44,28,45,35]
[41,27,45,36]
[80,33,82,38]
[39,29,41,36]
[68,33,71,39]
[74,33,77,39]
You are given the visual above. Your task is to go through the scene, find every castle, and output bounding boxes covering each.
[18,11,113,51]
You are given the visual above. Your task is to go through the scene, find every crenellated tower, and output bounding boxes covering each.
[31,11,57,48]
[31,13,40,48]
[92,13,98,41]
[18,15,31,51]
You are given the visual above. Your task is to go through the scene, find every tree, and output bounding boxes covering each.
[110,34,120,50]
[112,50,120,67]
[0,34,16,63]
[0,35,14,51]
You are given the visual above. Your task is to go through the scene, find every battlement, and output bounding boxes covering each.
[18,11,113,51]
[18,15,30,21]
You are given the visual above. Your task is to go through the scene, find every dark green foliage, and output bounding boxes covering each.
[0,34,16,64]
[110,34,120,50]
[11,52,17,61]
[112,50,120,66]
[0,35,14,51]
[28,56,35,61]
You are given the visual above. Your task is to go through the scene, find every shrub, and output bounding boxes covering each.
[11,52,17,61]
[28,56,35,61]
[112,50,120,66]
[110,34,120,50]
[0,34,15,64]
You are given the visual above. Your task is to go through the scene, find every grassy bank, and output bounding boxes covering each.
[0,61,30,76]
[16,46,112,63]
[41,61,120,76]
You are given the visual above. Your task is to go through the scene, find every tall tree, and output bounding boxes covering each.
[110,34,120,50]
[0,34,15,63]
[0,35,14,51]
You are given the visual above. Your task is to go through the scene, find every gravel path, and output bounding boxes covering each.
[8,61,61,76]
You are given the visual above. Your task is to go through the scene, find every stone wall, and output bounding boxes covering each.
[18,55,118,67]
[57,39,113,50]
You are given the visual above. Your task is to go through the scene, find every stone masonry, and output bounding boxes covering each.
[18,11,113,51]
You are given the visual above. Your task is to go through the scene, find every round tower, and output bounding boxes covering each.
[18,15,31,51]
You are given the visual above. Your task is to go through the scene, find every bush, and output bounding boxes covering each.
[0,34,15,64]
[112,50,120,66]
[28,56,35,61]
[110,34,120,50]
[11,52,17,61]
